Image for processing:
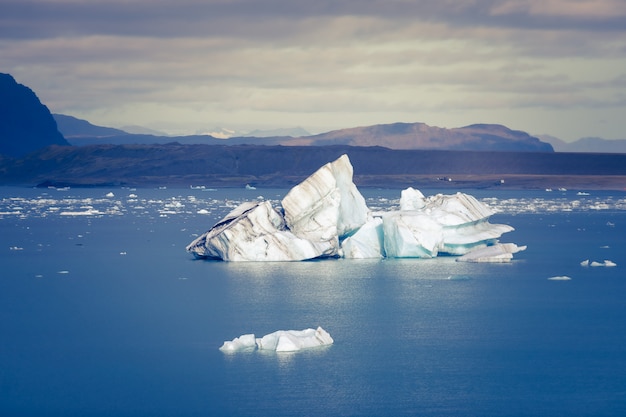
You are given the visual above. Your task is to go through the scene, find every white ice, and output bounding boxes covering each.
[548,276,572,281]
[583,259,617,267]
[281,154,369,248]
[220,327,334,353]
[341,216,385,259]
[185,200,335,261]
[456,243,527,263]
[187,154,523,262]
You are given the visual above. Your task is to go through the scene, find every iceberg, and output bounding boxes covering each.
[456,243,527,263]
[187,154,525,262]
[220,327,334,353]
[586,259,617,267]
[548,275,572,281]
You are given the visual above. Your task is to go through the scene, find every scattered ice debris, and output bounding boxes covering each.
[548,276,572,281]
[582,259,617,267]
[220,327,334,353]
[60,209,103,216]
[9,246,24,250]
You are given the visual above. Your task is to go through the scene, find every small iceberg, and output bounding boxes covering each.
[548,275,572,281]
[245,184,257,190]
[582,259,617,267]
[220,327,334,353]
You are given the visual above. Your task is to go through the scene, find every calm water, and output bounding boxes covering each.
[1,186,626,416]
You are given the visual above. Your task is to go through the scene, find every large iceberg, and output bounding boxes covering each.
[187,154,525,262]
[220,327,334,353]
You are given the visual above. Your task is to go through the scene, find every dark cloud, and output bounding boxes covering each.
[1,0,625,140]
[1,0,624,41]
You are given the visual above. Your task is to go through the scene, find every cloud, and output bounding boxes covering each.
[1,0,625,140]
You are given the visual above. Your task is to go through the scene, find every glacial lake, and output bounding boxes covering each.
[1,186,626,416]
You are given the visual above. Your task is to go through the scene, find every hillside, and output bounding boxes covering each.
[2,144,625,190]
[0,73,69,157]
[288,122,554,152]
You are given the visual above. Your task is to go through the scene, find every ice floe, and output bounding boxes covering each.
[220,327,334,353]
[548,276,572,281]
[581,259,617,267]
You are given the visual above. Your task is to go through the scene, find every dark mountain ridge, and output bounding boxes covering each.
[0,73,69,157]
[2,143,625,190]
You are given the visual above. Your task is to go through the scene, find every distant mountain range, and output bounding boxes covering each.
[2,71,626,190]
[539,135,626,153]
[53,114,554,152]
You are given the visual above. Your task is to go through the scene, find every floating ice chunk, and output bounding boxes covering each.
[221,327,333,353]
[581,259,617,267]
[548,276,572,280]
[340,216,384,259]
[258,327,334,352]
[580,259,589,266]
[219,333,257,352]
[441,222,515,255]
[456,243,527,263]
[106,192,114,198]
[60,209,102,216]
[400,187,425,210]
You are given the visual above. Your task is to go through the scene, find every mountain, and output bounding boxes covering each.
[0,73,69,157]
[287,122,553,152]
[57,116,554,152]
[53,114,128,138]
[540,135,626,153]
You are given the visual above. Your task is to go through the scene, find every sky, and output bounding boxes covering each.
[1,0,626,140]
